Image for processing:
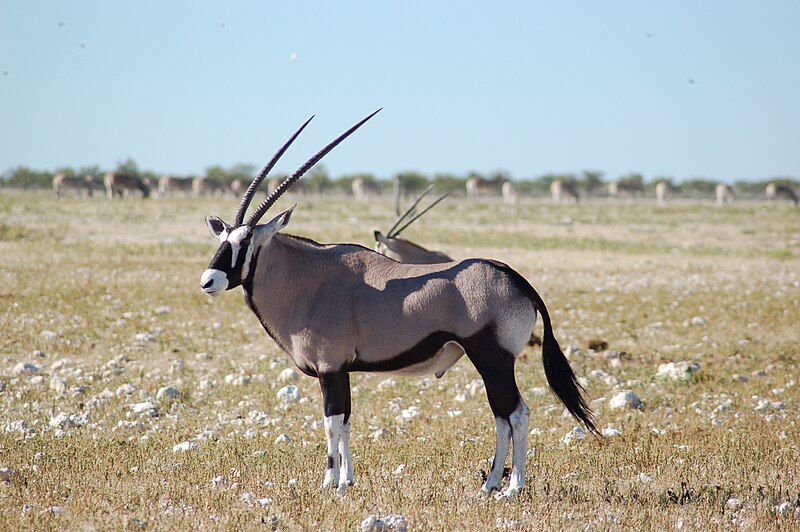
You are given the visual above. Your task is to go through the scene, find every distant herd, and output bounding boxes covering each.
[50,171,799,206]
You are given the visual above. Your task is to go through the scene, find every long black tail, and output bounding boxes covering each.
[529,287,599,435]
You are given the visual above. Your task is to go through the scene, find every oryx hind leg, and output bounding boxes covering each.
[465,337,529,498]
[319,372,352,496]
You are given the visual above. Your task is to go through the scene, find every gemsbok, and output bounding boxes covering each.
[466,175,506,201]
[550,179,579,204]
[655,181,673,205]
[715,183,735,206]
[53,173,96,198]
[192,177,230,197]
[608,181,644,200]
[351,176,382,200]
[766,182,799,206]
[373,185,453,264]
[103,172,151,199]
[199,111,597,499]
[158,176,194,197]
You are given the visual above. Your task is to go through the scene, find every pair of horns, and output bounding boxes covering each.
[234,109,381,227]
[387,185,452,238]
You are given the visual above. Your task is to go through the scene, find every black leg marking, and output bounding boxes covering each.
[462,329,521,419]
[319,371,352,424]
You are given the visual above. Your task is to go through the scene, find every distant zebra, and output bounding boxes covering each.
[158,176,194,197]
[103,172,151,199]
[550,179,579,204]
[466,175,506,201]
[192,177,230,197]
[53,173,95,198]
[655,181,673,205]
[766,183,799,206]
[608,181,644,200]
[352,177,382,201]
[715,183,735,206]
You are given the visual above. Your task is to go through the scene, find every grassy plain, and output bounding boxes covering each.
[1,191,799,530]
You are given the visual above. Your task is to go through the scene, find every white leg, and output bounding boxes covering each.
[503,401,530,498]
[338,419,354,491]
[481,417,511,494]
[323,414,344,492]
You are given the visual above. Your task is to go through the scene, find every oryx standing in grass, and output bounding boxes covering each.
[103,172,151,199]
[200,111,597,499]
[550,179,579,204]
[715,182,735,206]
[655,181,673,205]
[192,177,230,197]
[158,176,194,197]
[53,173,96,198]
[466,175,506,201]
[373,185,453,264]
[766,182,799,206]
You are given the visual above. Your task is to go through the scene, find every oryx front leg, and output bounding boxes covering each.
[319,372,352,496]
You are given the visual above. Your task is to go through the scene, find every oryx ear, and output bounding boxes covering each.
[256,205,296,236]
[373,230,387,244]
[206,216,229,238]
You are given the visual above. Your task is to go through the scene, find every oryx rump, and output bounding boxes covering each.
[200,111,597,499]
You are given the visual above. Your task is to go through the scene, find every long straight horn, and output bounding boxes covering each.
[233,115,315,226]
[245,108,381,227]
[390,189,453,238]
[386,184,434,237]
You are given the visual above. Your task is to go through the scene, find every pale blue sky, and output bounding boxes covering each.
[1,1,798,182]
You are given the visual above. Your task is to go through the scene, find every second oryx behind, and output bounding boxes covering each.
[199,111,597,499]
[373,185,454,264]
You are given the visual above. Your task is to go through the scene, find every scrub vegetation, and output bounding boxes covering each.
[1,191,798,529]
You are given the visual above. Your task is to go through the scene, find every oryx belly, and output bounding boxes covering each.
[381,340,465,377]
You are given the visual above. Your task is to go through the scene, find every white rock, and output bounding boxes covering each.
[225,374,251,386]
[467,379,485,397]
[276,385,301,405]
[776,501,792,517]
[726,497,743,511]
[601,427,622,437]
[50,377,67,397]
[13,362,39,376]
[657,362,701,381]
[562,427,587,444]
[40,330,58,340]
[370,428,390,441]
[278,368,300,382]
[0,467,18,484]
[116,384,138,397]
[361,514,408,532]
[274,434,292,444]
[609,390,642,410]
[157,386,180,402]
[637,472,653,484]
[377,378,397,391]
[154,306,171,315]
[690,316,707,326]
[130,401,159,417]
[173,441,199,453]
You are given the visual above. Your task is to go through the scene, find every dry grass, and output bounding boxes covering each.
[1,191,799,530]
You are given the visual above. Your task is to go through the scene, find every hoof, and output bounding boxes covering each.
[480,482,501,496]
[495,486,522,500]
